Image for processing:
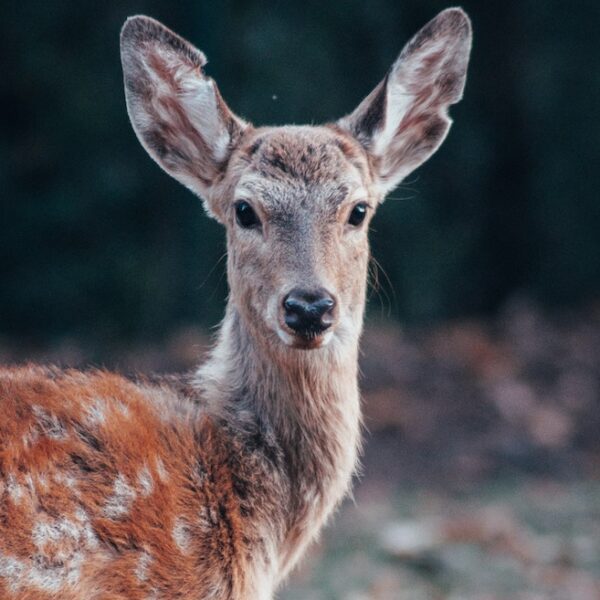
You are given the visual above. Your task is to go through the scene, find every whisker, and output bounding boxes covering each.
[197,251,228,291]
[384,193,418,202]
[367,255,396,319]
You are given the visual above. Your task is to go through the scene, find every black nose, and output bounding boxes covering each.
[283,288,336,337]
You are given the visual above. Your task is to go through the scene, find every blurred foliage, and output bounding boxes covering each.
[284,479,600,599]
[1,0,599,341]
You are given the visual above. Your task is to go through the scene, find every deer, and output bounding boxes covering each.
[0,8,471,599]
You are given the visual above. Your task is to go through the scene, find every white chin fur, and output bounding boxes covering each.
[276,328,334,349]
[275,328,296,346]
[319,330,334,347]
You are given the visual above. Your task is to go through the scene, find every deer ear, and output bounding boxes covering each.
[120,16,247,220]
[337,8,472,198]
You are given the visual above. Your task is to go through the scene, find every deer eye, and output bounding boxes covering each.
[348,203,368,227]
[235,201,261,229]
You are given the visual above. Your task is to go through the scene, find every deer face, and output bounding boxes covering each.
[120,10,471,350]
[221,126,375,349]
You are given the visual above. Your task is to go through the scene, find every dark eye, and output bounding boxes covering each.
[348,203,368,227]
[235,201,261,229]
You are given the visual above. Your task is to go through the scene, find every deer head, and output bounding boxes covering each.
[120,9,471,351]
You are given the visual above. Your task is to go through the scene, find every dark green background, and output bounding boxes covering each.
[2,1,599,342]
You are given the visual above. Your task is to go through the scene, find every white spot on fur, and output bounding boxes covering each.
[22,426,40,448]
[104,474,136,518]
[135,551,152,582]
[197,506,213,532]
[0,554,25,591]
[115,400,130,417]
[0,510,98,594]
[172,519,191,553]
[25,550,84,592]
[74,508,99,549]
[54,471,78,490]
[7,474,23,504]
[32,405,67,439]
[155,457,169,482]
[33,517,81,556]
[85,398,107,427]
[24,474,36,495]
[138,466,154,496]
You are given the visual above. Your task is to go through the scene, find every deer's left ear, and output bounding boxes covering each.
[337,8,472,198]
[120,16,248,220]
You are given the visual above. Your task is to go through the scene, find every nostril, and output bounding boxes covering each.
[282,289,337,336]
[283,297,304,313]
[313,297,335,315]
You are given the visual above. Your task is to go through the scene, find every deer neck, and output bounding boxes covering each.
[197,300,362,516]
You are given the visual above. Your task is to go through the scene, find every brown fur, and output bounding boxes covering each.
[0,8,471,598]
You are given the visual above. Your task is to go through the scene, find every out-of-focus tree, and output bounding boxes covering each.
[1,0,598,341]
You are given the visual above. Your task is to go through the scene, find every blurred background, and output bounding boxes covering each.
[2,1,599,598]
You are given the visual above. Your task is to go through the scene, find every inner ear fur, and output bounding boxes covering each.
[337,8,472,197]
[120,15,248,219]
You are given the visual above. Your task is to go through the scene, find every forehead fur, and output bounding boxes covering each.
[235,126,372,192]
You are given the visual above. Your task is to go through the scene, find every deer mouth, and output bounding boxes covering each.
[276,287,338,349]
[276,325,335,350]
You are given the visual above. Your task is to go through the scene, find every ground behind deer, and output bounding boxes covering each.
[3,296,599,599]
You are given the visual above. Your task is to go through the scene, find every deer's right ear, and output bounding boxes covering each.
[337,8,472,198]
[120,16,247,220]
